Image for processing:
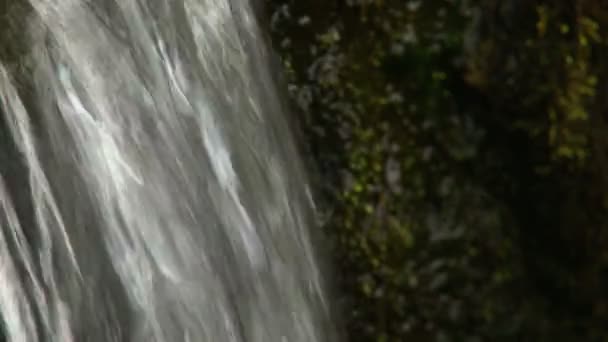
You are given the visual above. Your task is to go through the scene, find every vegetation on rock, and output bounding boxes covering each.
[269,0,608,340]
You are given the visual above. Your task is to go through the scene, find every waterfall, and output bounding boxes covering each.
[0,0,332,341]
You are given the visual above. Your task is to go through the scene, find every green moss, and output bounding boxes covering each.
[270,0,608,340]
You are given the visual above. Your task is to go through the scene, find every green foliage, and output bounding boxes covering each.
[270,0,608,340]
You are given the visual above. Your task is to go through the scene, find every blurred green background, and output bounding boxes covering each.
[267,0,608,340]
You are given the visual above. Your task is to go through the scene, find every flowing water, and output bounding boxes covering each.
[0,0,332,341]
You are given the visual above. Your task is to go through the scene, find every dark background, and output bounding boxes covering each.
[268,0,608,341]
